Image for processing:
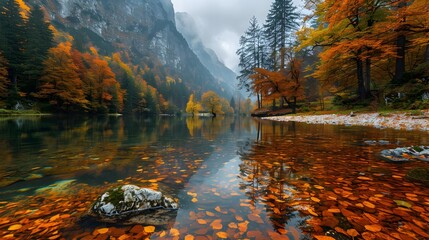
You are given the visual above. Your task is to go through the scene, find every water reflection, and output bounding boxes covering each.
[1,117,429,239]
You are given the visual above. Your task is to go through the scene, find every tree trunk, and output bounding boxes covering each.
[257,93,261,109]
[365,58,371,99]
[393,34,406,84]
[356,58,366,100]
[291,97,297,114]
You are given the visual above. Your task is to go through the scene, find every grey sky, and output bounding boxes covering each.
[171,0,306,73]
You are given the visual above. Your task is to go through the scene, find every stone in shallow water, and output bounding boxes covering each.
[380,146,429,162]
[89,185,178,225]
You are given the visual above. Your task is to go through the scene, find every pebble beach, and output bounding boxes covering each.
[264,112,429,131]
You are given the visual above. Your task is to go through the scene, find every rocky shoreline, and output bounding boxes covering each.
[264,112,429,131]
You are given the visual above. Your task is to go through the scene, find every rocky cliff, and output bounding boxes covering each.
[28,0,232,100]
[176,12,238,98]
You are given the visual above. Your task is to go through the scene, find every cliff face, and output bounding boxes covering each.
[176,12,238,98]
[29,0,232,99]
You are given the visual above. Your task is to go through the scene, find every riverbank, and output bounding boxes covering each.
[264,112,429,131]
[0,109,49,116]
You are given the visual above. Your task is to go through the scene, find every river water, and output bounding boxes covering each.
[0,116,428,239]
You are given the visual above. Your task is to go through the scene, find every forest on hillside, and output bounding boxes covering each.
[237,0,429,113]
[0,0,238,115]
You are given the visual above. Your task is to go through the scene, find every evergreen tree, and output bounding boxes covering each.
[22,6,54,94]
[236,17,266,108]
[237,17,266,92]
[264,0,299,71]
[0,0,26,88]
[0,52,10,99]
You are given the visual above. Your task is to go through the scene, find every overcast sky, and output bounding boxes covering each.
[171,0,306,73]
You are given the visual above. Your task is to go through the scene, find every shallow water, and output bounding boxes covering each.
[0,116,428,239]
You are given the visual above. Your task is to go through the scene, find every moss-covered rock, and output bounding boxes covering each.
[89,185,178,225]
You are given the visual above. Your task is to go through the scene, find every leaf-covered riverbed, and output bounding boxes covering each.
[0,116,428,239]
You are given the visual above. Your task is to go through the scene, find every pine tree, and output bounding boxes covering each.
[236,17,267,108]
[264,0,299,71]
[0,0,26,88]
[237,17,266,90]
[0,52,10,99]
[22,6,54,94]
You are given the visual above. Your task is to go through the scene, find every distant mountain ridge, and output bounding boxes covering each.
[27,0,234,103]
[175,12,238,98]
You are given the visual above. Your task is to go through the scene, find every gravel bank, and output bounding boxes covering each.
[263,113,429,131]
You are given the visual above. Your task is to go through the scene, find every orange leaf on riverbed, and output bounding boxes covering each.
[216,231,228,239]
[364,224,382,232]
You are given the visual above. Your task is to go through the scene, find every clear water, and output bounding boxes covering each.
[1,116,429,239]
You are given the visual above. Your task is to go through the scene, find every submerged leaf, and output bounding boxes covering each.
[393,200,412,208]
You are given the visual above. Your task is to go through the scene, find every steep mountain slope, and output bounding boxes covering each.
[175,12,238,98]
[27,0,231,102]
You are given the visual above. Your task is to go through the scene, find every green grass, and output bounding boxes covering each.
[0,109,48,116]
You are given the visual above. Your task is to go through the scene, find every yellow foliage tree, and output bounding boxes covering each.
[186,94,202,116]
[201,91,223,117]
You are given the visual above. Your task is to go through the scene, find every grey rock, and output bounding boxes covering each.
[90,185,178,225]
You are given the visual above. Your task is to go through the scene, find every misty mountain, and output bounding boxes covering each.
[27,0,234,103]
[176,12,238,99]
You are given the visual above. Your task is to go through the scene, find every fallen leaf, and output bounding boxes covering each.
[185,234,195,240]
[308,208,318,216]
[314,236,335,240]
[365,224,382,232]
[197,219,207,225]
[206,211,215,217]
[393,200,412,208]
[347,229,359,237]
[228,222,238,229]
[238,221,248,232]
[248,214,264,223]
[97,228,109,234]
[50,214,60,222]
[191,198,198,203]
[210,219,223,230]
[216,232,228,239]
[170,228,180,237]
[311,197,321,203]
[363,201,375,209]
[144,226,155,233]
[8,224,22,231]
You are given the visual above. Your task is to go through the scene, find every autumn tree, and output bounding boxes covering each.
[201,91,223,117]
[34,42,88,111]
[186,94,202,117]
[219,98,234,115]
[299,0,400,101]
[250,58,304,113]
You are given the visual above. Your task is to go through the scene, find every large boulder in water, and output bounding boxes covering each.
[89,185,178,225]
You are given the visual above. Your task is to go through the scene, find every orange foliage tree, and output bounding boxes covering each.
[34,42,88,111]
[250,57,304,113]
[72,49,124,113]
